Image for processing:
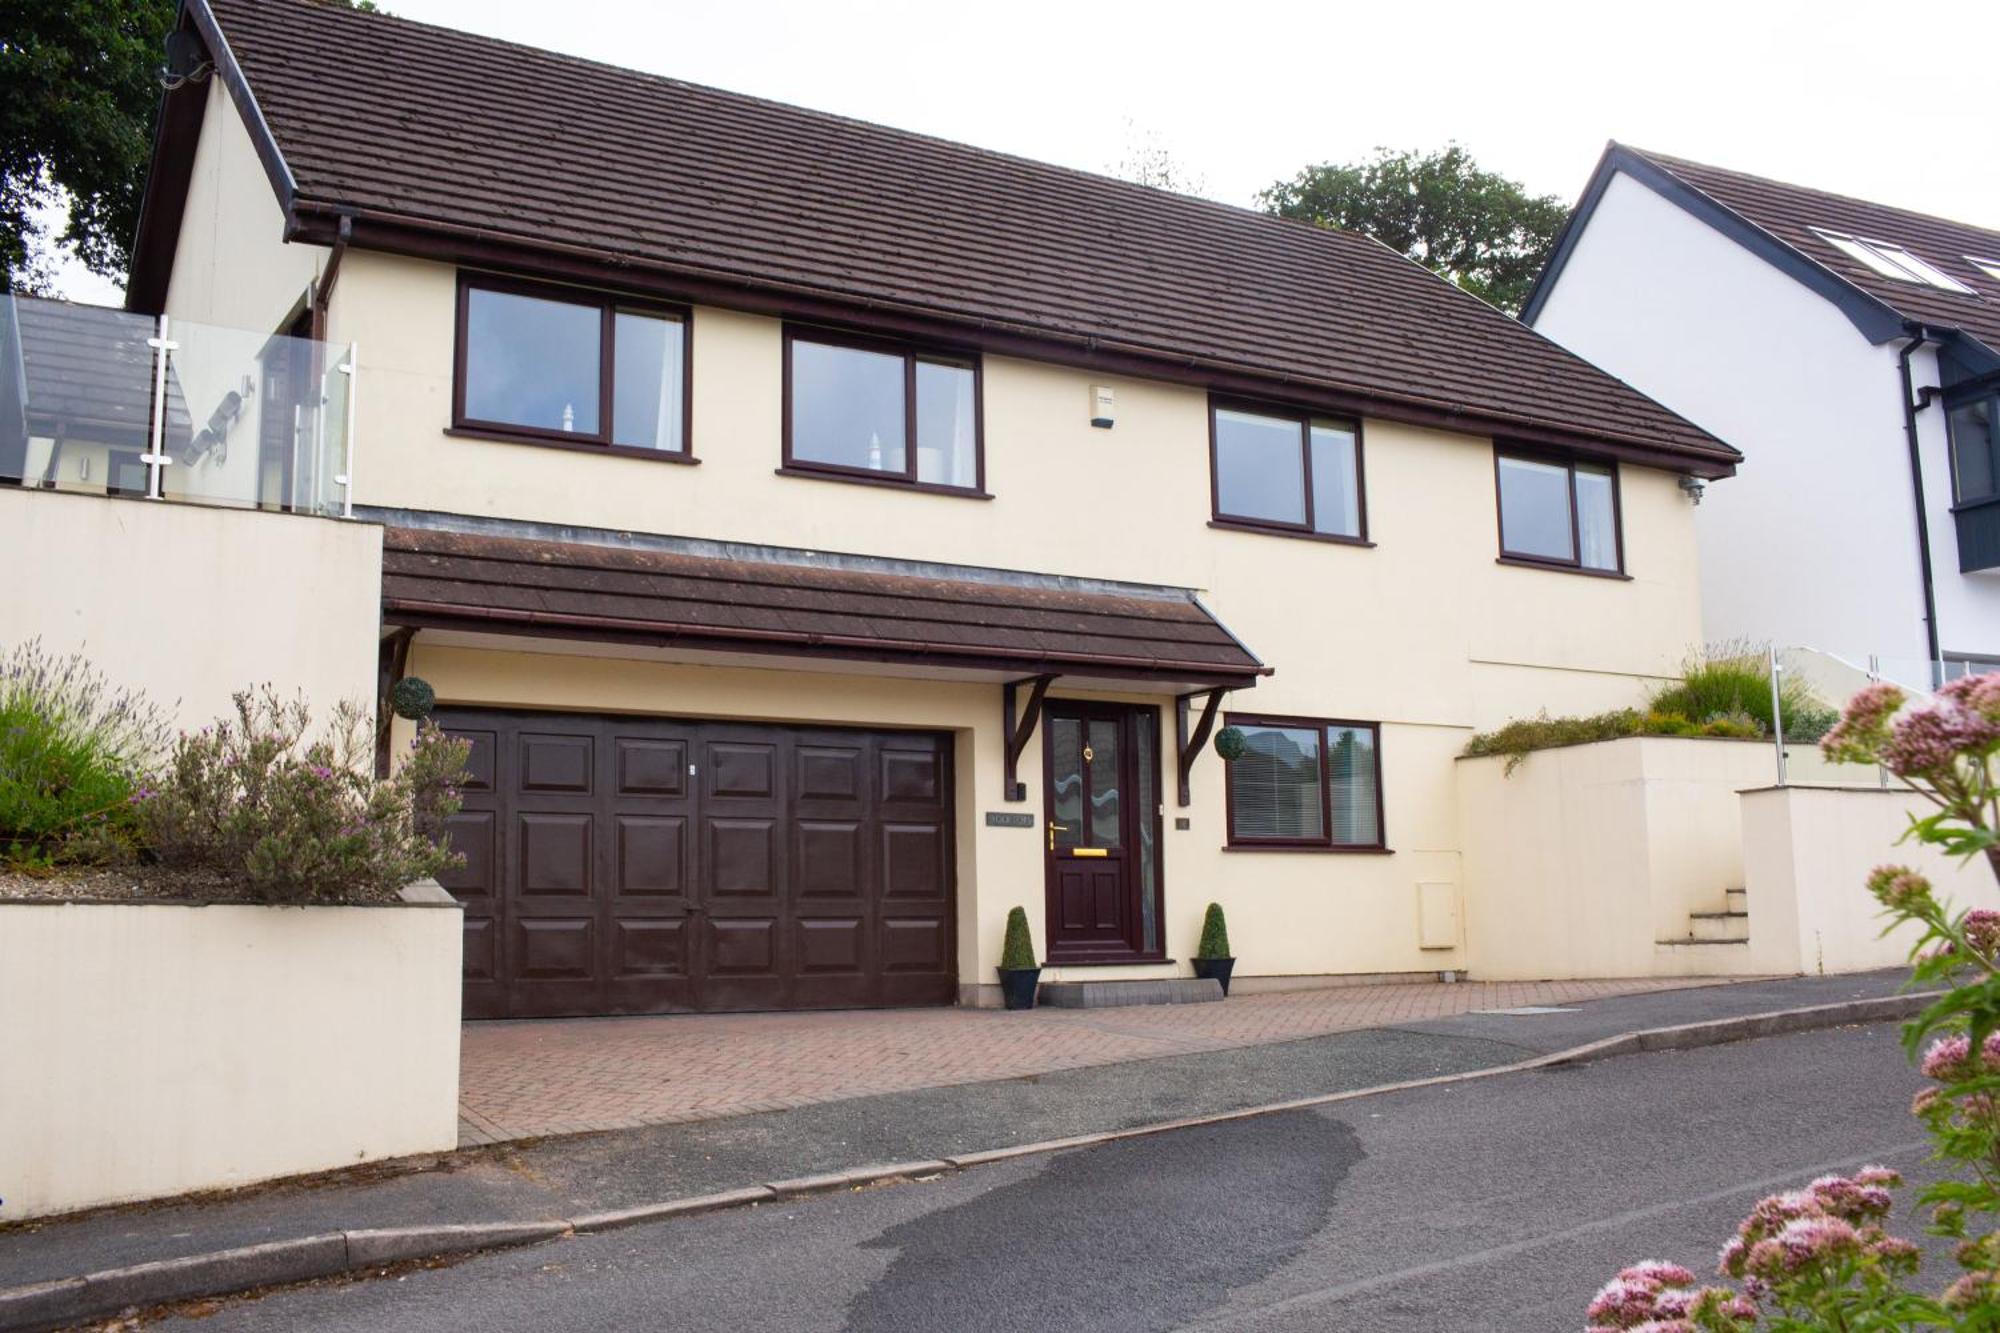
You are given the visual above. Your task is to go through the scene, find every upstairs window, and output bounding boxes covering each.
[1209,401,1365,542]
[1952,395,2000,505]
[783,330,983,493]
[1225,715,1383,850]
[1809,229,1975,294]
[454,275,688,456]
[1496,451,1622,574]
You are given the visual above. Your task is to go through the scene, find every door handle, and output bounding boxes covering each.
[1047,821,1069,851]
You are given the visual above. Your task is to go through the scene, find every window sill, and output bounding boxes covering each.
[445,427,700,465]
[775,466,991,499]
[1495,556,1630,581]
[1207,518,1373,547]
[1222,844,1394,855]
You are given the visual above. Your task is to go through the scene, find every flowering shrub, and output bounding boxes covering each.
[0,641,169,870]
[1585,674,2000,1330]
[140,689,469,903]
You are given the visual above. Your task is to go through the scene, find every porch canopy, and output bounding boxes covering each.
[379,525,1269,692]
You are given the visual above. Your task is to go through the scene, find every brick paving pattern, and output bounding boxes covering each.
[457,976,1720,1146]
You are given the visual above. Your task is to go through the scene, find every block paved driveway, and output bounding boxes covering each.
[456,976,1719,1145]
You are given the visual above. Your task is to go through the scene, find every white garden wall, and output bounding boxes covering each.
[0,487,382,733]
[0,884,462,1219]
[1741,785,2000,975]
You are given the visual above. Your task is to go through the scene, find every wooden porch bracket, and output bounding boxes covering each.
[374,626,417,778]
[1002,674,1056,801]
[1175,687,1226,807]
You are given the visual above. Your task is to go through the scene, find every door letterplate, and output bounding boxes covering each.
[1071,848,1109,858]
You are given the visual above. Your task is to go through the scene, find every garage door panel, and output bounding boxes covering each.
[879,746,941,803]
[616,738,687,796]
[881,823,948,900]
[882,916,949,972]
[615,815,686,896]
[708,818,777,897]
[461,915,499,981]
[707,741,777,799]
[438,810,495,897]
[519,733,593,793]
[437,708,954,1016]
[455,730,498,792]
[796,745,863,801]
[516,917,594,979]
[613,918,689,976]
[708,917,777,973]
[520,813,593,895]
[796,820,864,898]
[797,917,866,973]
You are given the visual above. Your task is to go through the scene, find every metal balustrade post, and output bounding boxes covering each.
[335,344,356,518]
[1768,642,1788,787]
[140,314,177,499]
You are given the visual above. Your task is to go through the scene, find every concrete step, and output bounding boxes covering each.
[1687,911,1751,943]
[1656,936,1750,948]
[1726,887,1748,913]
[1039,978,1224,1009]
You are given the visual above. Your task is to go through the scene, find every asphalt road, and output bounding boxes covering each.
[143,1021,1935,1332]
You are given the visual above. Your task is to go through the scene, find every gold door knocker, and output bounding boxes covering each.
[1082,745,1095,762]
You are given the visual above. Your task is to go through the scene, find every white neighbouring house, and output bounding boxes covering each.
[1524,145,2000,688]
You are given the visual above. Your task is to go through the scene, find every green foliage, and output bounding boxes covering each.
[139,688,469,903]
[1196,903,1231,960]
[1650,644,1837,743]
[999,905,1037,971]
[1,0,176,288]
[390,675,436,721]
[1258,143,1568,313]
[2,0,381,288]
[0,642,168,869]
[1212,726,1247,762]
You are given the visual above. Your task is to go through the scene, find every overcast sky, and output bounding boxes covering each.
[47,0,2000,304]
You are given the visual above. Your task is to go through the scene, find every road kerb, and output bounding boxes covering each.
[0,988,1934,1332]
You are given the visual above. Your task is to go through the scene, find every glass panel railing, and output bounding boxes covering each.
[1,293,166,498]
[0,293,354,516]
[161,315,352,516]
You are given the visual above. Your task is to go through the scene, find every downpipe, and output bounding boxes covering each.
[1898,324,1944,686]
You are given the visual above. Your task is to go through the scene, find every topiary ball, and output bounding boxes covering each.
[1212,725,1247,762]
[390,675,437,721]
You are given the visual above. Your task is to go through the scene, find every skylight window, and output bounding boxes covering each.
[1810,228,1976,293]
[1968,257,2000,284]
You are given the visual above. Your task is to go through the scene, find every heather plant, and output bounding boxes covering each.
[0,641,169,869]
[1584,674,2000,1330]
[140,688,470,903]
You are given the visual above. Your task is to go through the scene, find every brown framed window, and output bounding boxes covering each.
[781,327,984,494]
[1209,399,1366,543]
[453,273,691,459]
[1223,714,1384,851]
[1494,449,1623,574]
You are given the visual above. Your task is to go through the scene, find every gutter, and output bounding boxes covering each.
[1898,322,1944,682]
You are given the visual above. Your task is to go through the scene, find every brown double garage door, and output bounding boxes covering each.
[434,709,957,1018]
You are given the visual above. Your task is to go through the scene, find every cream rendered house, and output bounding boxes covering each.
[85,0,1738,1013]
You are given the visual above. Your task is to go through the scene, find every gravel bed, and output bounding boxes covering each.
[0,866,403,905]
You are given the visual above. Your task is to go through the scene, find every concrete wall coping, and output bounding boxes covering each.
[0,880,460,911]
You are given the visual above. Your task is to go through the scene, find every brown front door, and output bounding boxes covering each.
[434,708,957,1018]
[1042,702,1160,964]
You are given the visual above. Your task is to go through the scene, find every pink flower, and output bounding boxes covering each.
[1619,1261,1695,1287]
[1923,1035,1973,1079]
[1587,1277,1662,1323]
[1822,682,1906,764]
[1853,1165,1902,1187]
[1866,865,1934,912]
[1966,910,2000,958]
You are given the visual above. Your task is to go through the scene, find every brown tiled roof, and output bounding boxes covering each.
[1630,149,2000,355]
[381,526,1270,686]
[9,296,191,445]
[174,0,1735,475]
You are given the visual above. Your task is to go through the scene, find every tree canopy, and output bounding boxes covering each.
[2,0,178,291]
[1259,144,1569,314]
